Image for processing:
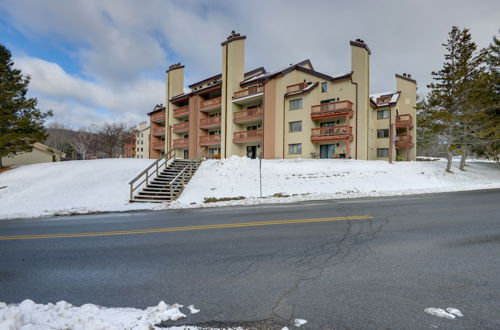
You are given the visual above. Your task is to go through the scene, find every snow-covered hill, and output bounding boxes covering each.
[1,157,499,220]
[0,159,158,220]
[175,157,500,208]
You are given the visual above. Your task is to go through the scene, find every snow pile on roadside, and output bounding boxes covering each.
[0,299,186,330]
[174,157,500,207]
[0,159,159,220]
[424,307,463,319]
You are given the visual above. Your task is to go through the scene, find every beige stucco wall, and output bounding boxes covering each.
[221,37,245,158]
[166,66,185,158]
[2,147,61,166]
[268,70,356,159]
[396,76,417,161]
[351,44,370,160]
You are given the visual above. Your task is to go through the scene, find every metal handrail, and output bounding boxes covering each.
[129,149,174,200]
[165,147,207,200]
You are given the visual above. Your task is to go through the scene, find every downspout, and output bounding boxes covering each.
[224,45,229,158]
[262,80,266,158]
[349,74,358,159]
[283,91,286,159]
[388,104,393,164]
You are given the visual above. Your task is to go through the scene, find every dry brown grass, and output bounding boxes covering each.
[0,167,12,174]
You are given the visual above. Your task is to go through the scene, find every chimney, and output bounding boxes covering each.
[166,63,185,99]
[221,31,246,158]
[350,39,371,160]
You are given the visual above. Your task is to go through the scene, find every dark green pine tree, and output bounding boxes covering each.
[425,26,479,172]
[0,44,52,167]
[471,36,500,161]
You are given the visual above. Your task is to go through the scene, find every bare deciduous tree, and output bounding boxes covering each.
[70,128,94,160]
[96,122,134,158]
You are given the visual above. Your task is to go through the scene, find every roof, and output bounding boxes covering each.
[147,104,166,115]
[240,59,313,86]
[33,142,66,157]
[370,91,400,107]
[188,67,267,89]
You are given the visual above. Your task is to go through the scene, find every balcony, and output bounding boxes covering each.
[173,121,189,134]
[200,96,222,112]
[286,82,307,94]
[311,126,353,142]
[200,116,221,129]
[173,105,190,119]
[395,134,414,148]
[150,110,165,124]
[311,101,353,120]
[152,126,165,137]
[173,138,189,149]
[233,129,263,144]
[233,85,264,105]
[233,107,263,124]
[200,134,221,146]
[152,140,165,150]
[396,114,413,129]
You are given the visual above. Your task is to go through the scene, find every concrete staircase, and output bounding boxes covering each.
[129,158,201,203]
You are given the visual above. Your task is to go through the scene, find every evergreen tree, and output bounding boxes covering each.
[426,26,480,172]
[471,36,500,161]
[0,44,52,167]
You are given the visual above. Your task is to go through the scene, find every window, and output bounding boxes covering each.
[377,129,389,138]
[289,143,302,154]
[289,98,302,110]
[321,82,328,93]
[377,148,389,157]
[321,99,336,104]
[377,109,390,119]
[289,121,302,132]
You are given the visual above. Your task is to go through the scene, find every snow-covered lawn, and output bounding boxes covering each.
[1,157,499,220]
[0,159,159,220]
[174,157,500,208]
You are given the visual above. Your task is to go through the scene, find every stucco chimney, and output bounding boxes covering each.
[221,31,246,158]
[350,39,371,160]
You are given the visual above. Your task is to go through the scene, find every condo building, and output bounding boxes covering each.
[149,31,416,161]
[134,121,150,159]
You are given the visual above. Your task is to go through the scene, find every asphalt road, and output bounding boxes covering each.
[1,189,500,329]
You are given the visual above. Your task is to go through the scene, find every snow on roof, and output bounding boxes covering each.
[370,91,400,107]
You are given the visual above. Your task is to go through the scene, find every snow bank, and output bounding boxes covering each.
[174,157,500,208]
[0,159,159,220]
[0,299,185,330]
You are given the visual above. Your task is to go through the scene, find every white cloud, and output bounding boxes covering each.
[14,56,163,126]
[2,0,499,126]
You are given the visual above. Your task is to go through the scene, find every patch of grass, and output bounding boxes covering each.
[203,196,245,203]
[272,192,290,198]
[416,157,439,161]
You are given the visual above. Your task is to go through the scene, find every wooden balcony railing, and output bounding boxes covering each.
[200,134,221,146]
[173,121,189,133]
[152,140,165,150]
[311,126,353,142]
[233,85,264,99]
[200,96,222,111]
[152,126,165,136]
[173,138,189,149]
[395,134,414,147]
[233,129,263,143]
[173,105,189,118]
[311,100,353,120]
[200,116,221,129]
[233,107,263,124]
[396,114,413,128]
[286,82,307,94]
[150,110,165,123]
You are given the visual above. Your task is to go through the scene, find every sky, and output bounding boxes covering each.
[0,0,498,128]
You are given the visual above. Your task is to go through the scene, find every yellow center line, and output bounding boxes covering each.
[0,215,373,241]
